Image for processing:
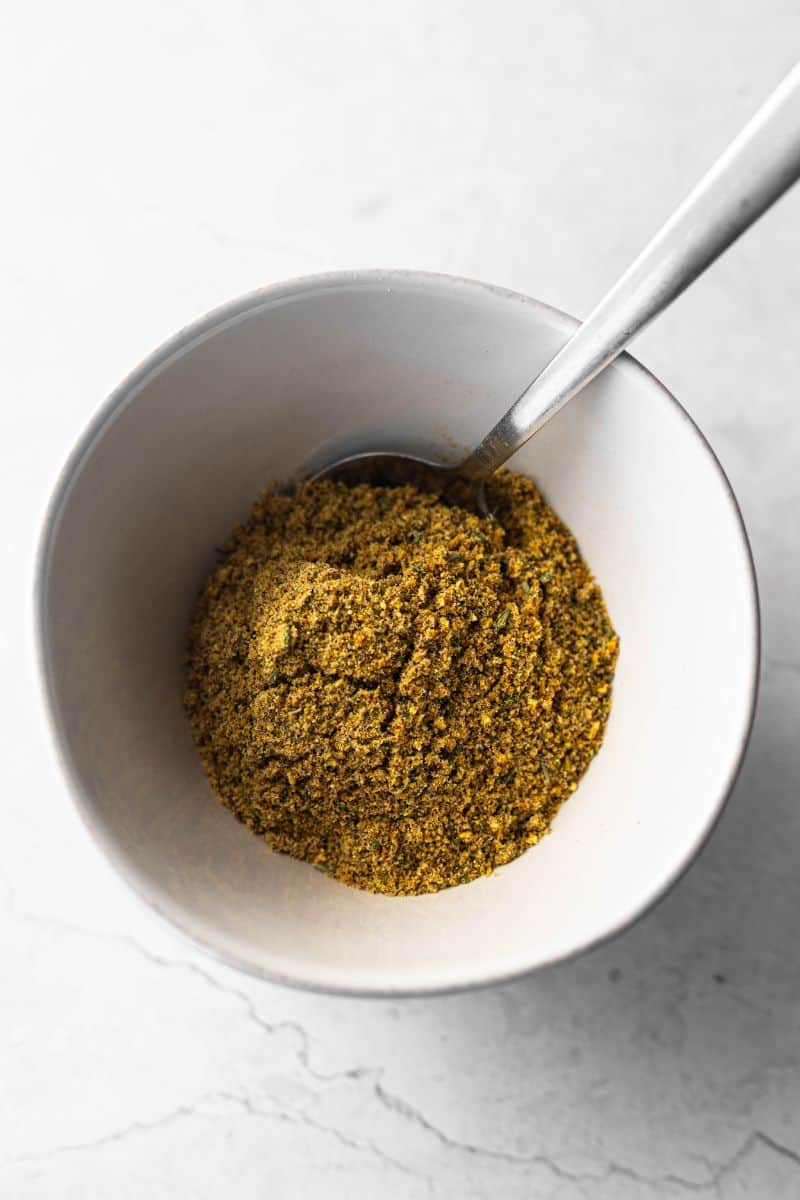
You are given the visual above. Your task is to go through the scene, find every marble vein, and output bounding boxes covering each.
[7,896,800,1194]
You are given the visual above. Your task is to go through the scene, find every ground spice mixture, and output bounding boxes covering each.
[185,471,618,895]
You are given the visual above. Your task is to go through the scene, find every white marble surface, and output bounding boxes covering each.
[2,2,800,1195]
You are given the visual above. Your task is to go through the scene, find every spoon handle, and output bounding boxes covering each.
[464,62,800,478]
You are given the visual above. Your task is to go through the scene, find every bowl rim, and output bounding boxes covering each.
[33,267,761,997]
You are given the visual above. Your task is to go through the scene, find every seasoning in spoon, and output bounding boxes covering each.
[185,470,618,895]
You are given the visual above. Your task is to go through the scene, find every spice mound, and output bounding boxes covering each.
[185,471,618,896]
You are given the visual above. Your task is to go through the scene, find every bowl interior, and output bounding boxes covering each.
[38,272,758,993]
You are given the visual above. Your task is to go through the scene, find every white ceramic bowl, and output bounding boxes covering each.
[36,270,759,995]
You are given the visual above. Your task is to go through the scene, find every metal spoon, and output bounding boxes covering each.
[313,62,800,511]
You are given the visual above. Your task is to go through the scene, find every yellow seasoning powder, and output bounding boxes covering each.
[185,470,618,895]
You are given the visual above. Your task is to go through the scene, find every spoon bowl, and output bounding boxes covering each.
[310,451,490,514]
